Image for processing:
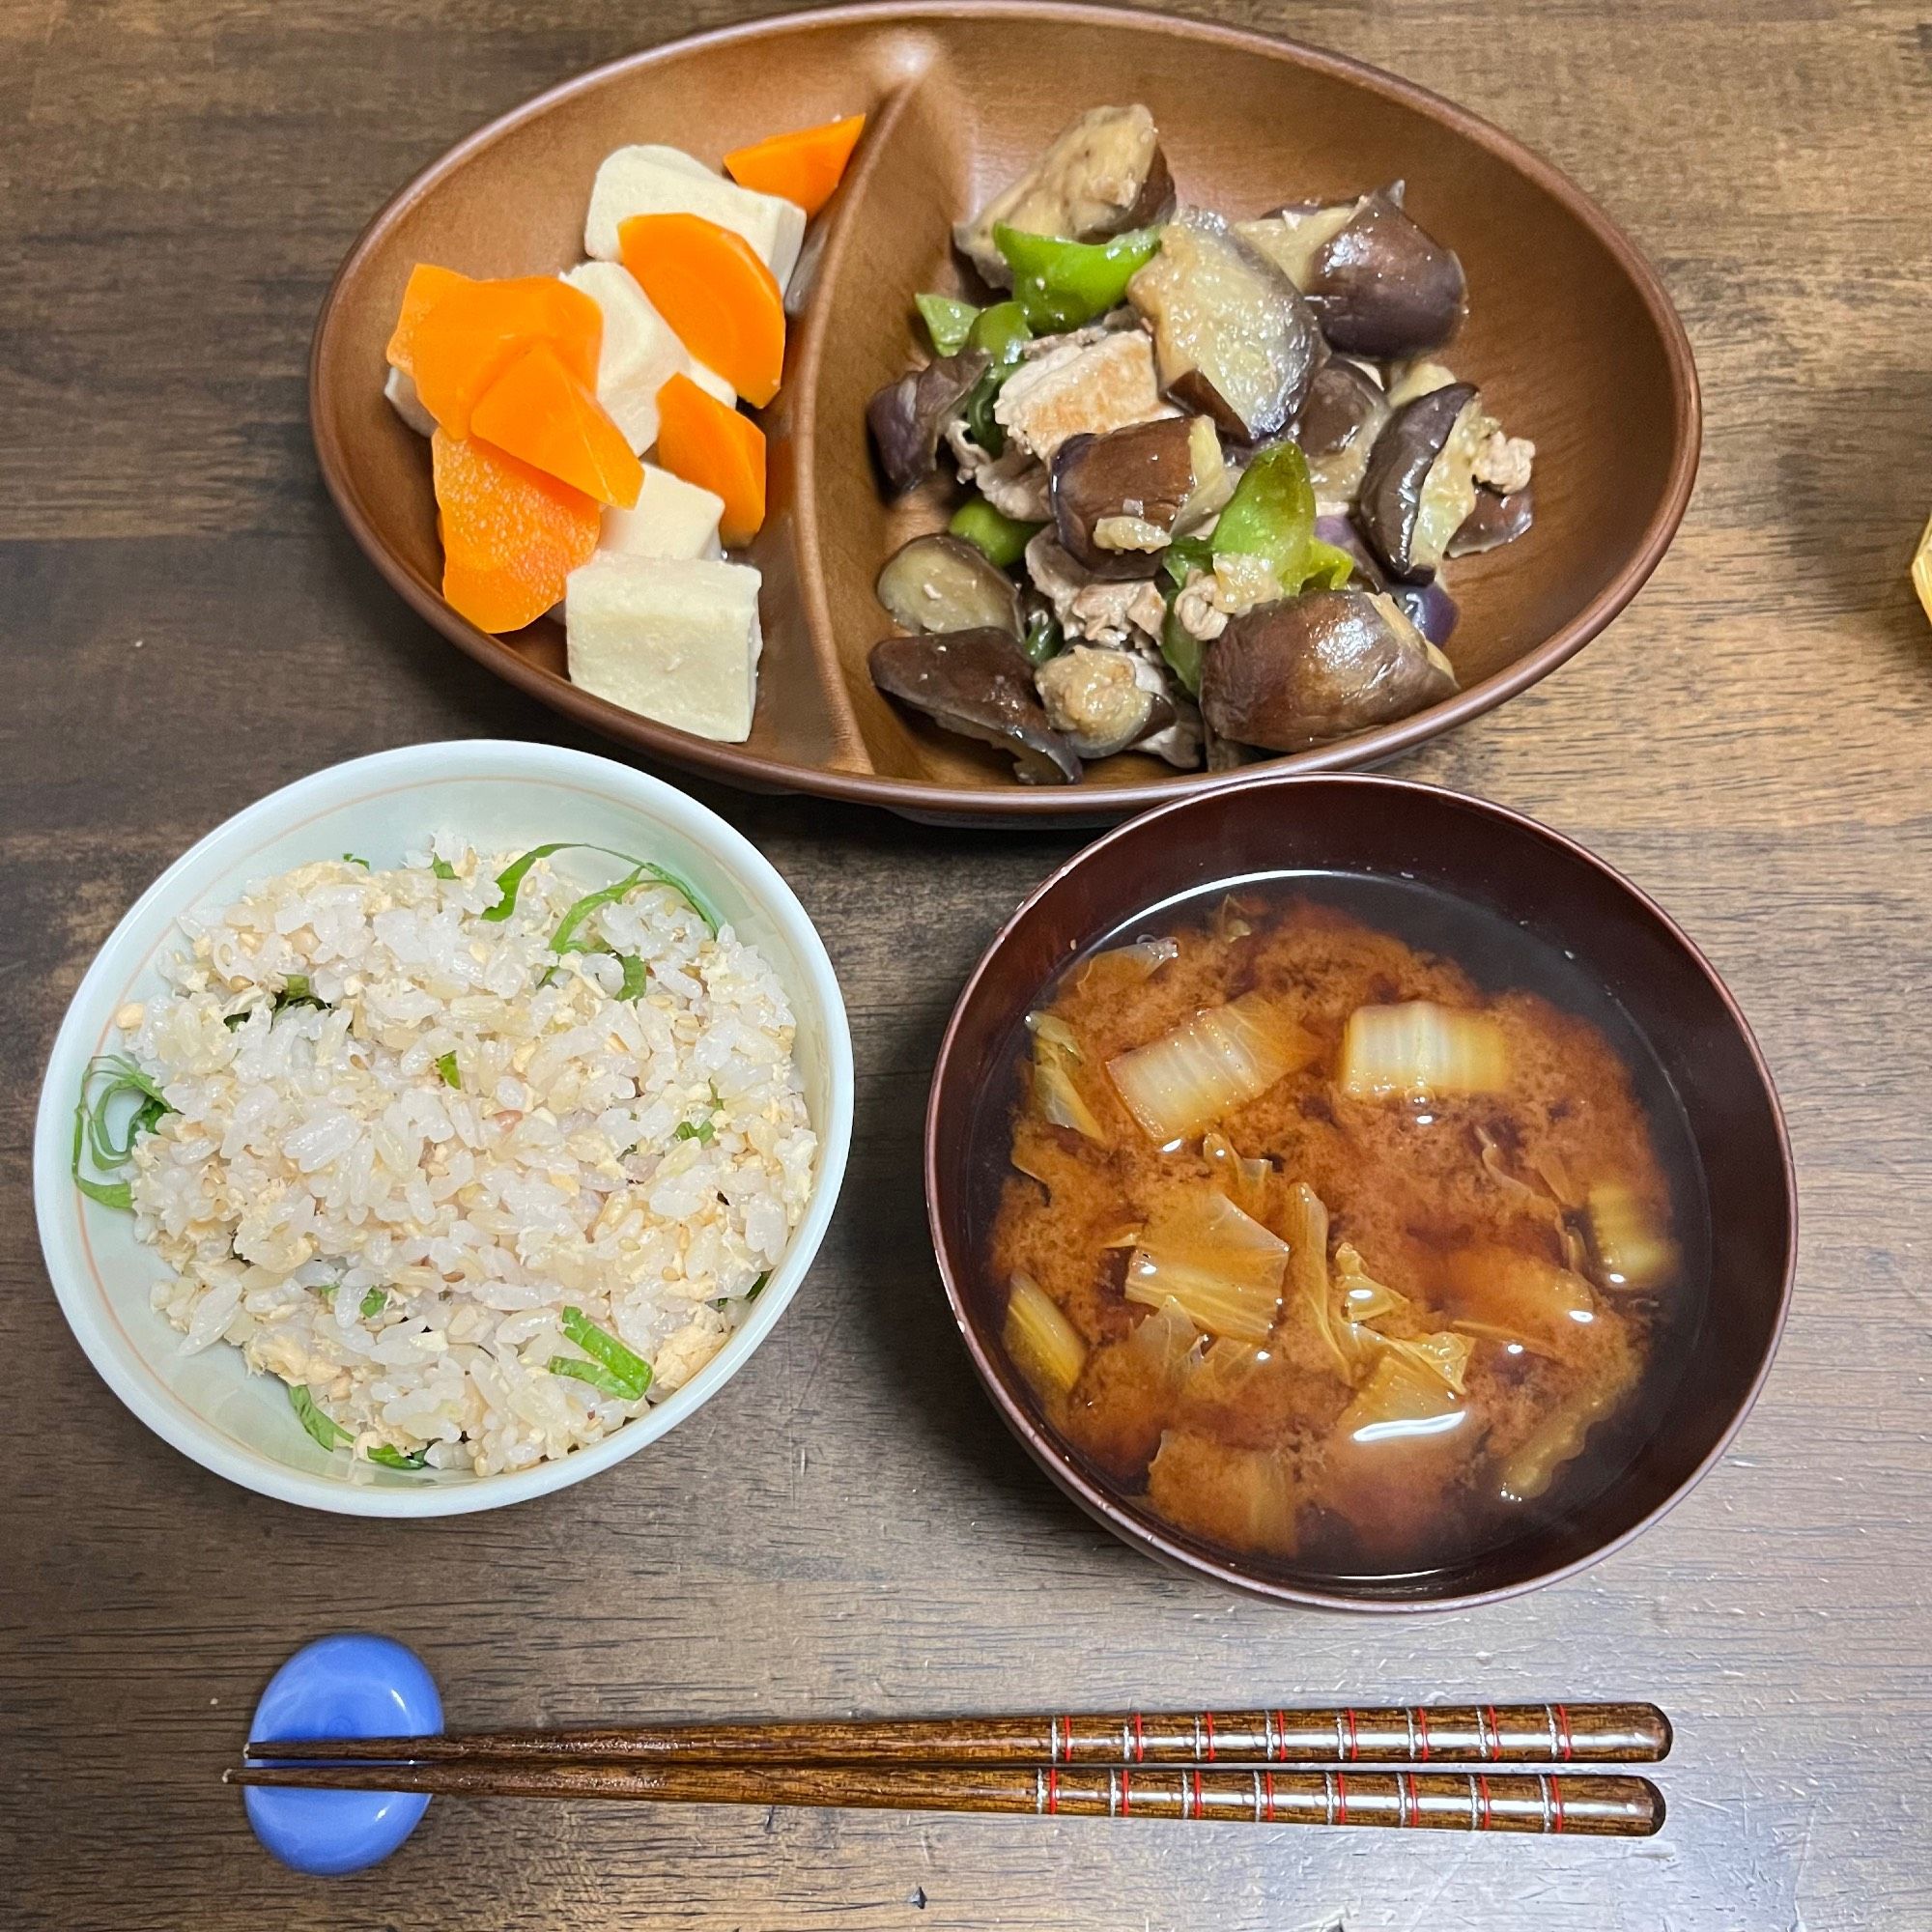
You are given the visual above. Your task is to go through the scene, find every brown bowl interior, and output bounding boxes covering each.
[925,777,1794,1608]
[311,1,1699,823]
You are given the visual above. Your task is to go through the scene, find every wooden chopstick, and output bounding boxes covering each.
[245,1700,1668,1769]
[226,1758,1663,1836]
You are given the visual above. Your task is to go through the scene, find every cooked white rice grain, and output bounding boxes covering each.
[114,843,816,1476]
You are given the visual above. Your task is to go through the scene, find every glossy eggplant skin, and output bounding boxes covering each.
[1357,381,1480,582]
[1127,213,1324,442]
[867,349,991,496]
[1049,416,1198,573]
[875,533,1025,636]
[1199,588,1457,751]
[1293,359,1390,505]
[868,628,1082,783]
[1312,512,1459,647]
[1448,484,1535,556]
[1299,184,1466,358]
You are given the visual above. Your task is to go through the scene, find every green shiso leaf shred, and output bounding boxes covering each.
[435,1051,461,1090]
[483,842,718,935]
[554,1306,652,1402]
[290,1384,353,1451]
[71,1054,174,1210]
[547,1354,635,1399]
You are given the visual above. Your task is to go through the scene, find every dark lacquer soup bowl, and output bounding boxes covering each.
[925,775,1793,1608]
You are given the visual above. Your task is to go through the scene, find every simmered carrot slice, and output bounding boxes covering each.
[470,341,642,510]
[618,213,784,409]
[653,373,765,546]
[384,264,474,375]
[432,428,600,633]
[411,276,603,438]
[724,114,866,217]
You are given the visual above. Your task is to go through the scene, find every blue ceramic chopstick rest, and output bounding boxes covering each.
[242,1633,441,1875]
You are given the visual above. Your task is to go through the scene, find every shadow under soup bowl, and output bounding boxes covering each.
[925,775,1792,1607]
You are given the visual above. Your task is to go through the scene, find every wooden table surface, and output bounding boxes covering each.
[4,1,1928,1925]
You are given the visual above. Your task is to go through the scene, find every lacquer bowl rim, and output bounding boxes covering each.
[923,771,1795,1609]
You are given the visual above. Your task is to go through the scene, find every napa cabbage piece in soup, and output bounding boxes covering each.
[988,889,1694,1576]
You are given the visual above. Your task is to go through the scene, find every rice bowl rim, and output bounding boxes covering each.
[32,741,854,1519]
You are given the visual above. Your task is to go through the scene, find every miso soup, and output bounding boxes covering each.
[985,874,1709,1582]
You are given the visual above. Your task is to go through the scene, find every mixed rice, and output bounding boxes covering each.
[92,839,817,1477]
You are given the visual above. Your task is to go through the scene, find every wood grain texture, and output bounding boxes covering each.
[1,1,1928,1927]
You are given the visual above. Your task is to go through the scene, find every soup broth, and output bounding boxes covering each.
[985,874,1708,1583]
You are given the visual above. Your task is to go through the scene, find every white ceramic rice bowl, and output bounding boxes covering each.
[33,741,853,1517]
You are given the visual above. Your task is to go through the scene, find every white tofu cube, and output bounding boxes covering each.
[384,364,436,437]
[561,262,733,453]
[566,554,763,743]
[584,145,806,291]
[599,464,724,562]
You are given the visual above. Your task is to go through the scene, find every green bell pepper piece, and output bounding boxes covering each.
[915,293,980,355]
[1210,441,1318,590]
[1021,608,1064,667]
[1299,537,1356,591]
[992,225,1160,332]
[1159,594,1206,698]
[966,300,1033,371]
[949,495,1042,570]
[957,301,1036,458]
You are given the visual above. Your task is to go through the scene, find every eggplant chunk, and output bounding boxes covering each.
[954,106,1176,286]
[1357,382,1497,582]
[1447,485,1535,558]
[1126,213,1323,442]
[1200,589,1457,751]
[869,628,1082,783]
[1050,415,1228,571]
[876,533,1024,637]
[1293,359,1390,507]
[1244,184,1464,358]
[1236,202,1359,288]
[1036,645,1174,757]
[867,349,991,496]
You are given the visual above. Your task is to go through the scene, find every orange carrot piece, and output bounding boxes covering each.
[431,428,600,634]
[724,113,866,217]
[653,373,766,546]
[470,341,642,510]
[618,213,784,409]
[411,276,603,438]
[385,264,474,375]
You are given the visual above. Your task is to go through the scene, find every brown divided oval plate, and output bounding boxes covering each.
[311,1,1700,825]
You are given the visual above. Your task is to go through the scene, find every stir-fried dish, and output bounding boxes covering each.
[866,104,1535,781]
[988,888,1697,1575]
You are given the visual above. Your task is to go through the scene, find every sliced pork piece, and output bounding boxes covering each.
[1023,529,1168,648]
[993,329,1177,465]
[1036,645,1175,757]
[944,419,1051,521]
